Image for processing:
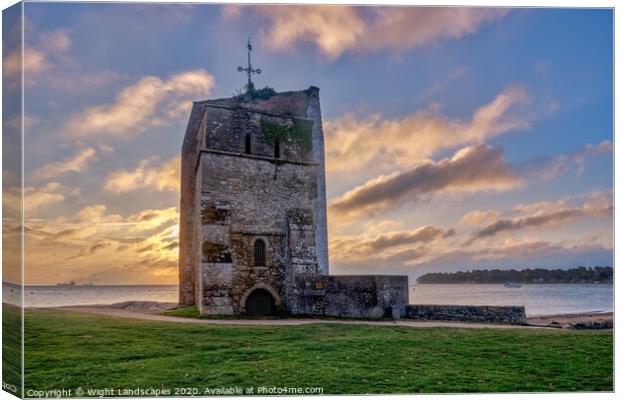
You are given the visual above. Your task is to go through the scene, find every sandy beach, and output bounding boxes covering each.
[528,312,613,329]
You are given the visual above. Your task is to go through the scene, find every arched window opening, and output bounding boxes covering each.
[245,134,251,154]
[274,139,280,159]
[254,239,266,266]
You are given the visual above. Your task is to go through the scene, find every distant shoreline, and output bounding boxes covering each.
[413,282,613,285]
[416,267,612,285]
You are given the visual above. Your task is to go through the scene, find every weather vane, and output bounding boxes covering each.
[237,38,261,90]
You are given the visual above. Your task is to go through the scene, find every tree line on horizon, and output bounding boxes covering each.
[416,266,613,284]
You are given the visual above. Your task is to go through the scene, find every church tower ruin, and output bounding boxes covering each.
[179,40,407,318]
[178,86,330,315]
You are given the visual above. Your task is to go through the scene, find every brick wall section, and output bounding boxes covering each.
[292,275,409,318]
[405,304,527,325]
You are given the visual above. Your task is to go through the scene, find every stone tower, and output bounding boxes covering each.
[178,87,329,315]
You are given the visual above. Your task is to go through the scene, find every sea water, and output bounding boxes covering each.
[409,283,613,316]
[2,282,613,316]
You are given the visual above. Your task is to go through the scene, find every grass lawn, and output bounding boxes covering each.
[2,304,22,397]
[162,305,202,319]
[20,307,612,395]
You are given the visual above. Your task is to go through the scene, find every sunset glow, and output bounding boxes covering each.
[3,4,612,284]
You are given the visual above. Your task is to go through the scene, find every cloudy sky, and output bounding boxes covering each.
[2,4,613,284]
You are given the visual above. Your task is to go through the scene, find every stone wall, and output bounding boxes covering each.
[193,87,329,275]
[405,304,527,325]
[201,153,318,234]
[198,144,318,314]
[292,275,409,318]
[180,88,331,310]
[178,103,206,305]
[304,89,329,275]
[202,106,314,163]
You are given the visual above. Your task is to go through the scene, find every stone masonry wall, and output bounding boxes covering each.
[201,153,318,234]
[203,106,314,163]
[292,275,409,318]
[193,87,329,275]
[199,147,318,314]
[178,103,206,305]
[405,304,527,325]
[286,209,318,308]
[181,88,330,309]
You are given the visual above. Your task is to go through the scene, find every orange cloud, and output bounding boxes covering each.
[128,207,178,232]
[3,47,48,80]
[458,210,502,227]
[66,70,214,138]
[3,28,72,83]
[33,147,98,179]
[326,85,530,174]
[328,191,612,274]
[254,6,364,60]
[38,28,71,53]
[225,6,508,60]
[4,182,80,216]
[331,225,453,262]
[360,7,509,53]
[21,205,180,284]
[476,193,613,238]
[104,156,180,193]
[526,140,613,179]
[331,144,522,217]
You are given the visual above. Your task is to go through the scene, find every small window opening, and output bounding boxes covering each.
[274,139,280,158]
[245,134,251,154]
[254,239,266,267]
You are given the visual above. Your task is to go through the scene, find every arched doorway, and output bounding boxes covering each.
[245,289,276,316]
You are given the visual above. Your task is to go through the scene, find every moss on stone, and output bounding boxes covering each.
[290,119,314,150]
[260,118,289,147]
[260,117,313,152]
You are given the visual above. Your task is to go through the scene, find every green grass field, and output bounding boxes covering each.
[2,304,22,397]
[15,307,613,395]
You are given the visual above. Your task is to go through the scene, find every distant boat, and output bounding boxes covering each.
[504,281,522,288]
[56,281,76,286]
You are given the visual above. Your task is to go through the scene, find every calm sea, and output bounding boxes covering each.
[410,284,613,316]
[2,282,613,317]
[2,284,177,309]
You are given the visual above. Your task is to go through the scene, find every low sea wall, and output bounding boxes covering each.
[405,304,527,325]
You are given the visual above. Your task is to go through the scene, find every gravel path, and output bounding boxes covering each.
[51,306,553,330]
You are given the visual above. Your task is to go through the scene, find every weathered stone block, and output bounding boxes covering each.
[201,200,230,225]
[293,264,317,275]
[203,262,232,285]
[202,224,230,243]
[202,242,232,263]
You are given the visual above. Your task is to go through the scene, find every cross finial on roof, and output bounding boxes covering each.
[237,38,261,90]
